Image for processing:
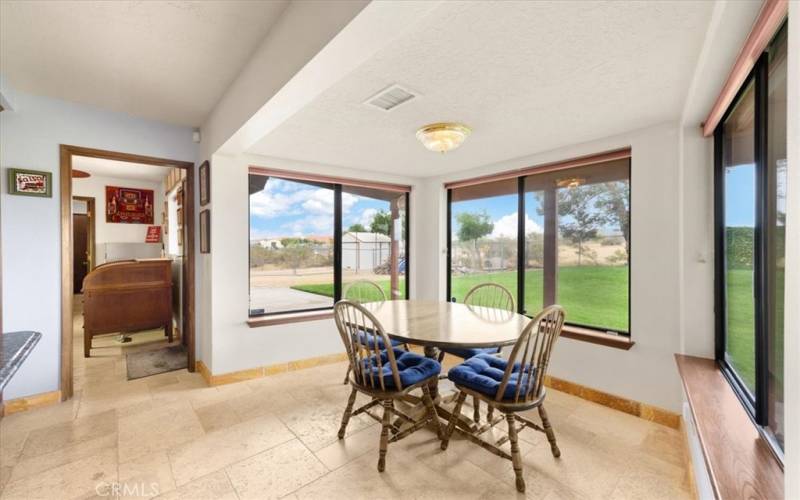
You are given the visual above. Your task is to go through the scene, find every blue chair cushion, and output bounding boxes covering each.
[448,353,536,401]
[361,349,441,389]
[355,330,403,350]
[441,346,499,359]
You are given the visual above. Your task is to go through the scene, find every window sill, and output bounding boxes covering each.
[674,354,783,500]
[560,325,634,350]
[247,310,333,328]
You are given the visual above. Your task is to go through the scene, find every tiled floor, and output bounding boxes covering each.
[0,310,693,499]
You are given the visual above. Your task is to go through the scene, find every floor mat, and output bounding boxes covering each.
[126,344,187,380]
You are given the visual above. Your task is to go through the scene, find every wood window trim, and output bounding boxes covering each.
[443,147,631,190]
[247,310,334,328]
[675,354,783,499]
[248,166,411,193]
[701,0,787,137]
[561,325,634,350]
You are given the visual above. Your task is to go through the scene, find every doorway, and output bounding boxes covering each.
[72,196,95,294]
[59,145,196,400]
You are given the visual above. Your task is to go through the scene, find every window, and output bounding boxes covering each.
[248,170,409,316]
[447,155,631,335]
[714,23,786,454]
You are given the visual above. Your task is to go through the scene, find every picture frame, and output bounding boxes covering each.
[7,168,52,197]
[199,161,210,206]
[200,209,210,253]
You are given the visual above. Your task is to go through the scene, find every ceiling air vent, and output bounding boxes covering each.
[364,84,417,112]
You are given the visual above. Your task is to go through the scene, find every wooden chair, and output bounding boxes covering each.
[441,282,515,422]
[335,300,442,471]
[440,305,566,492]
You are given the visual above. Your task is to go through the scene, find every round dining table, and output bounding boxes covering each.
[359,299,531,428]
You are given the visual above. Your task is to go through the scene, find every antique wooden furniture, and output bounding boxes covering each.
[335,300,442,472]
[340,280,407,384]
[82,259,172,357]
[440,305,566,493]
[440,282,516,423]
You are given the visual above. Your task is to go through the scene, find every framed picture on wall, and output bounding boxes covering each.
[7,168,52,197]
[199,161,210,206]
[200,209,210,253]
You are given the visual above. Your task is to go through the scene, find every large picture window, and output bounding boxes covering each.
[447,155,631,335]
[714,23,786,454]
[249,170,409,316]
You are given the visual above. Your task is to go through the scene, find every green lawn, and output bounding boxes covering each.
[293,265,630,332]
[725,269,756,392]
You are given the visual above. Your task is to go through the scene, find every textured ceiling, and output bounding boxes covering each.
[249,0,715,177]
[0,0,289,126]
[73,156,168,182]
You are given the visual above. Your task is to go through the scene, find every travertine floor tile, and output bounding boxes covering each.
[155,470,237,500]
[118,449,176,499]
[9,433,116,483]
[167,413,294,486]
[194,401,242,433]
[117,400,205,463]
[1,447,117,500]
[226,438,328,499]
[20,409,116,459]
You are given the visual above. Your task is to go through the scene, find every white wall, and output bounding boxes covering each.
[418,122,690,412]
[72,174,164,247]
[202,153,419,374]
[0,91,197,399]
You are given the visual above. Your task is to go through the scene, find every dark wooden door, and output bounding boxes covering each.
[73,214,89,294]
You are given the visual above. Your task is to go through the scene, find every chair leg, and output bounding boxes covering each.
[84,332,91,358]
[440,391,467,450]
[507,414,525,492]
[473,396,480,423]
[487,405,494,422]
[538,404,561,458]
[378,399,392,472]
[421,385,442,439]
[342,365,351,385]
[338,387,358,439]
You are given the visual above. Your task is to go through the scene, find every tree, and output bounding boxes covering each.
[557,185,604,266]
[595,181,630,258]
[456,212,494,270]
[347,223,366,232]
[370,210,392,235]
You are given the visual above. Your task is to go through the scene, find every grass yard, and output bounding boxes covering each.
[293,265,630,332]
[725,269,756,392]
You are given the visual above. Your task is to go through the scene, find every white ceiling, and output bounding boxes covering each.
[72,156,168,182]
[0,0,289,126]
[248,1,716,177]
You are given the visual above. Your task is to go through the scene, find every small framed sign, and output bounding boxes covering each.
[8,168,52,197]
[200,209,210,253]
[145,226,162,243]
[199,161,210,206]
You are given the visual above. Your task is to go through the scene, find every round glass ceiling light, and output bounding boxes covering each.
[416,122,471,153]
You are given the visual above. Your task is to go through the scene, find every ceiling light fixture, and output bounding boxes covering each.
[556,177,586,188]
[416,122,471,153]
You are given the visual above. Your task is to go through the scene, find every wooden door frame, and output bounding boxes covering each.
[72,196,95,275]
[60,145,196,400]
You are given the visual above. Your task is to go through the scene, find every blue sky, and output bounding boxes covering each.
[249,177,390,239]
[725,164,756,227]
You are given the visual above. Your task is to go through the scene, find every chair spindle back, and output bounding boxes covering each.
[334,300,403,391]
[343,280,387,304]
[463,283,515,312]
[495,305,565,404]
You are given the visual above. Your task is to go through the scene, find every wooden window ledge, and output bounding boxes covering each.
[247,310,334,328]
[675,354,783,500]
[561,325,634,350]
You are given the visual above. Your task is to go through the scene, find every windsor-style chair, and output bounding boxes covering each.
[335,300,442,472]
[340,280,407,384]
[440,282,515,423]
[440,305,566,492]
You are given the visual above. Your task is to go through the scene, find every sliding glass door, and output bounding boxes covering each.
[715,23,786,453]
